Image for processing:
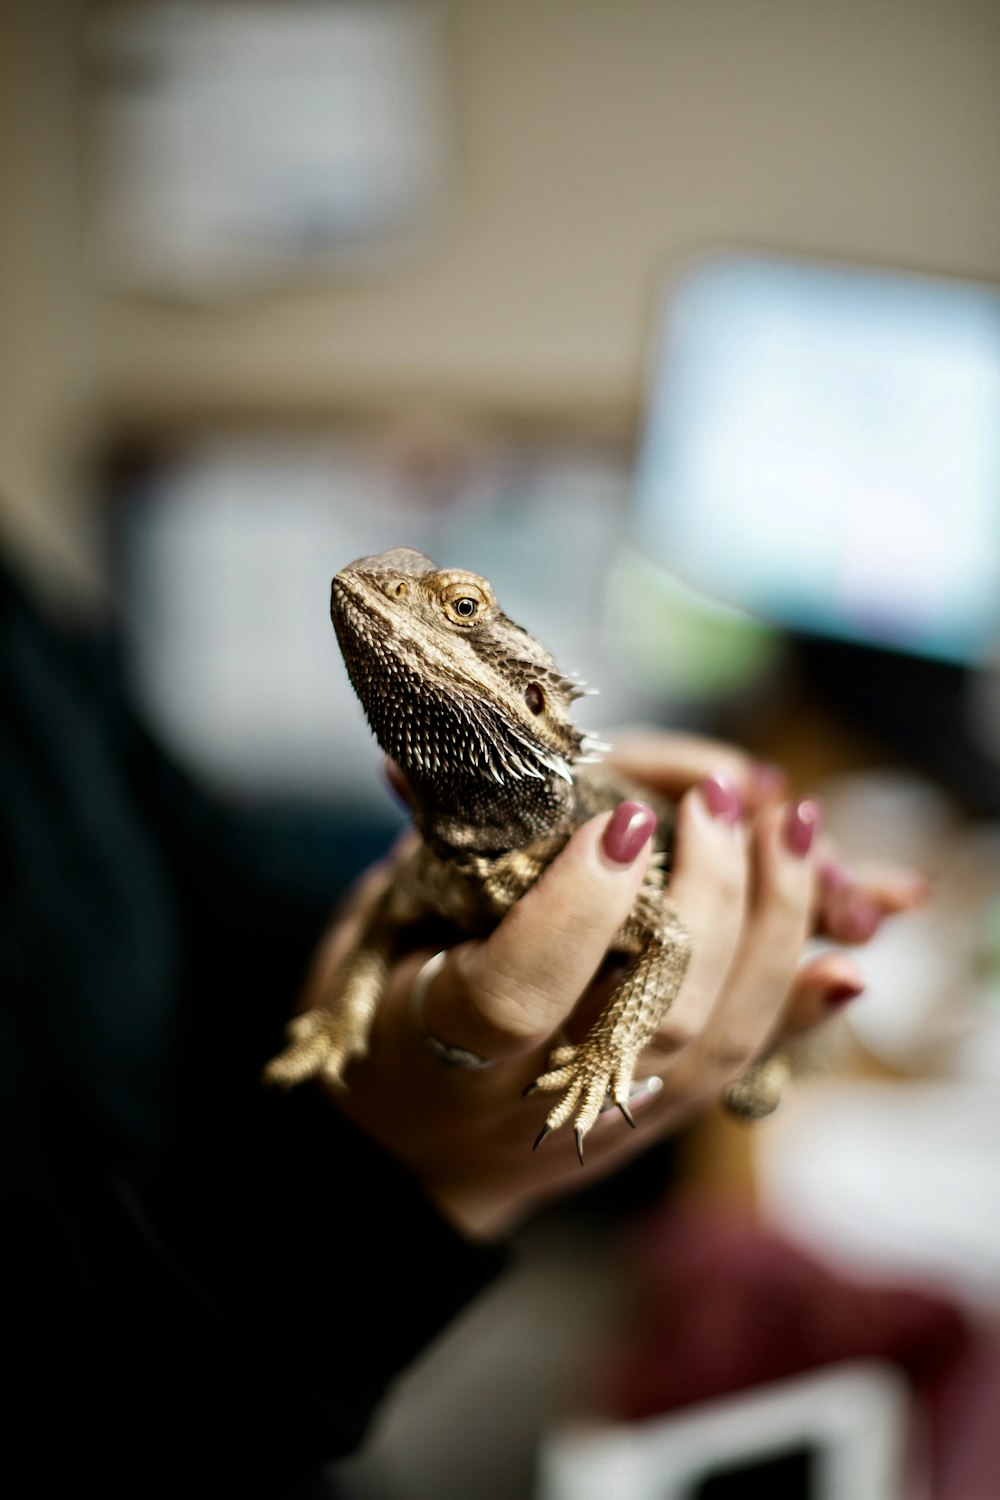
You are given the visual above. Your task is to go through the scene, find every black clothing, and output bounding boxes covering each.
[0,567,504,1497]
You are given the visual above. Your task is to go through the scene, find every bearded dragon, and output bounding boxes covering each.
[264,548,785,1159]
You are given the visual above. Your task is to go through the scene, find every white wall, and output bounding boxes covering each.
[2,0,999,579]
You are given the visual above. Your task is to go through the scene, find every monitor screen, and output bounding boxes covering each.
[634,254,1000,666]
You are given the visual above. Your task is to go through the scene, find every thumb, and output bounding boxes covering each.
[422,802,658,1059]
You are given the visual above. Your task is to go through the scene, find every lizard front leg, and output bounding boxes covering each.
[477,835,571,917]
[263,843,429,1091]
[530,887,692,1161]
[263,909,398,1089]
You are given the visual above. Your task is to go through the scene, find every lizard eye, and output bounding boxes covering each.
[441,580,489,625]
[524,682,545,714]
[446,588,488,624]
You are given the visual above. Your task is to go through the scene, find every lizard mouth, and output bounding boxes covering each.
[331,574,374,624]
[330,576,391,659]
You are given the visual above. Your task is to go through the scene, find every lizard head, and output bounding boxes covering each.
[331,548,592,792]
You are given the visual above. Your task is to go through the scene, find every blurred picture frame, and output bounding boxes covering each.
[84,0,453,299]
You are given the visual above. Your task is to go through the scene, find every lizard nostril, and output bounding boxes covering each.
[524,683,544,714]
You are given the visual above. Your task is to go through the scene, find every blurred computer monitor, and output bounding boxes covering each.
[634,253,1000,668]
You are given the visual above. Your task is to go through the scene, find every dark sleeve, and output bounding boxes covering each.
[4,971,505,1495]
[4,1081,504,1497]
[0,572,506,1495]
[90,1090,507,1493]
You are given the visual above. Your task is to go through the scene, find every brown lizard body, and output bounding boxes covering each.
[264,548,785,1157]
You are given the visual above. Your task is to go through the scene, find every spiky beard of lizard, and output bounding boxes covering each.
[330,549,599,856]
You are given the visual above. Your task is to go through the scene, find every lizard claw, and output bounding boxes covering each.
[263,1007,366,1089]
[526,1037,642,1160]
[723,1052,792,1120]
[532,1123,552,1151]
[523,924,688,1155]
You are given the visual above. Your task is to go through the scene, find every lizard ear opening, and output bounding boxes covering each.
[524,683,545,715]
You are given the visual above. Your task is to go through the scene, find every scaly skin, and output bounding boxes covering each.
[264,548,784,1157]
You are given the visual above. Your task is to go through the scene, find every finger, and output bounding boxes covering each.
[640,774,749,1060]
[817,855,929,944]
[666,798,819,1097]
[422,802,658,1059]
[816,862,882,944]
[593,946,864,1153]
[819,853,929,911]
[851,859,931,911]
[780,951,866,1036]
[607,729,786,812]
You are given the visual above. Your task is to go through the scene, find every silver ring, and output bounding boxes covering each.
[410,950,498,1070]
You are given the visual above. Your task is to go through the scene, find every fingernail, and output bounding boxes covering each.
[383,759,412,809]
[602,801,657,865]
[826,980,865,1008]
[784,798,821,857]
[843,893,882,942]
[698,773,742,825]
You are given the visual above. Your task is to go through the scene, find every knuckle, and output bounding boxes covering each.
[651,1014,698,1055]
[761,849,813,913]
[756,896,810,956]
[457,949,551,1042]
[709,1033,759,1076]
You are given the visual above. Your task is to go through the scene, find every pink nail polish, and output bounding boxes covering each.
[784,798,821,857]
[383,760,413,810]
[698,774,742,825]
[844,893,882,942]
[826,981,865,1008]
[602,801,657,865]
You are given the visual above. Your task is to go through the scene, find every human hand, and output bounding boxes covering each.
[607,729,929,955]
[305,758,879,1242]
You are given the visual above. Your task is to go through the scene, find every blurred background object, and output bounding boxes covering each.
[635,254,1000,669]
[85,1,452,298]
[110,427,634,804]
[3,1,1000,1496]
